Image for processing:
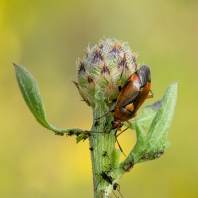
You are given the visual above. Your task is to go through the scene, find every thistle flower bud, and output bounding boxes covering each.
[75,38,138,109]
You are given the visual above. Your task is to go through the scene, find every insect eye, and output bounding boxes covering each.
[111,121,119,129]
[111,120,115,125]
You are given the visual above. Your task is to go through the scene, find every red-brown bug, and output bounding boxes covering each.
[95,65,153,155]
[105,65,154,135]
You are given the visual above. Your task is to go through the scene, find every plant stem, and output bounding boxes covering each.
[89,102,116,198]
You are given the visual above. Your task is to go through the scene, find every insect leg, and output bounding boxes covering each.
[114,129,126,157]
[147,89,154,98]
[116,120,132,138]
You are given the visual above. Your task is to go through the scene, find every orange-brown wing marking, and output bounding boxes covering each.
[125,103,134,112]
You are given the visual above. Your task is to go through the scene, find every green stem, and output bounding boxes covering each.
[89,102,116,198]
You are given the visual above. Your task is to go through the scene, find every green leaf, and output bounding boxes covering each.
[14,63,85,136]
[125,100,162,130]
[146,80,178,150]
[14,63,48,128]
[125,81,178,164]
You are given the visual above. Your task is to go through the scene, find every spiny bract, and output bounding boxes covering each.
[74,38,138,109]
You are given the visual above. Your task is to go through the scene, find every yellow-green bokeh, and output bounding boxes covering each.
[1,0,198,197]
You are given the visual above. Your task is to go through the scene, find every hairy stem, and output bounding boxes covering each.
[89,102,116,198]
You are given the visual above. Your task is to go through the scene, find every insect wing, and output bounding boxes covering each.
[116,74,140,107]
[132,82,151,111]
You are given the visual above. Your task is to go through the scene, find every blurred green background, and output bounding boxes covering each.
[1,0,198,197]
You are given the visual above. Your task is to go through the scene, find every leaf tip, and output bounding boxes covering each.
[146,100,162,111]
[172,80,178,85]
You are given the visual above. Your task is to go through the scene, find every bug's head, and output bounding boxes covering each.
[137,65,151,85]
[111,120,122,130]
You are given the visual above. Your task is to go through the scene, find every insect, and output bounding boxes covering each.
[113,183,124,198]
[102,151,110,160]
[66,130,75,137]
[95,171,113,191]
[54,132,64,136]
[95,65,153,155]
[96,171,123,198]
[153,148,165,159]
[123,160,134,172]
[89,147,94,151]
[110,64,153,136]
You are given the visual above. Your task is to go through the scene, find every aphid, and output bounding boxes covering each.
[81,131,92,141]
[123,160,134,172]
[153,149,164,159]
[89,147,94,151]
[96,171,113,191]
[54,132,64,136]
[66,130,75,137]
[113,183,124,198]
[94,120,99,127]
[96,171,123,198]
[141,152,149,160]
[101,171,113,184]
[113,182,119,190]
[102,151,110,160]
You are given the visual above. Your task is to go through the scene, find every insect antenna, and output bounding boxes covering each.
[114,129,126,157]
[106,128,126,157]
[116,125,131,137]
[116,137,126,157]
[95,109,115,121]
